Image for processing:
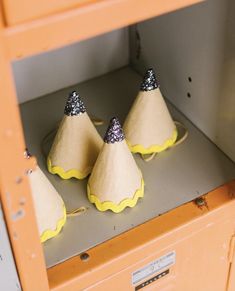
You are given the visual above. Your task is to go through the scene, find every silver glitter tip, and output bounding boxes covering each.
[64,91,86,116]
[140,68,159,91]
[104,117,125,144]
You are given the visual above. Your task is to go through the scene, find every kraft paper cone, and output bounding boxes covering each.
[48,91,103,179]
[87,117,144,213]
[123,68,177,154]
[27,157,66,243]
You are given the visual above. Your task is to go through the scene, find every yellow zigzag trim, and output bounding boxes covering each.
[40,204,66,243]
[47,158,91,180]
[127,128,178,154]
[87,179,144,213]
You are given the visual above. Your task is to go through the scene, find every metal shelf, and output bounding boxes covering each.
[4,0,203,60]
[20,67,235,268]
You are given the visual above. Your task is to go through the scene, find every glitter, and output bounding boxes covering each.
[104,117,125,144]
[140,68,159,91]
[64,91,86,116]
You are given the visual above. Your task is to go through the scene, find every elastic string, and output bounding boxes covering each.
[141,152,157,162]
[171,121,188,147]
[66,206,89,217]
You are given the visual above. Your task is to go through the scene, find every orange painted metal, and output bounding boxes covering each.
[227,235,235,291]
[0,11,49,291]
[2,0,234,290]
[48,181,235,291]
[3,0,97,25]
[2,0,204,60]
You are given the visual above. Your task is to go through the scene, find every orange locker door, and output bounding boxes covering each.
[227,235,235,291]
[85,212,235,291]
[2,0,97,25]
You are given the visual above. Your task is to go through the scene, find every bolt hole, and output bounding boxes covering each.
[187,92,191,98]
[13,232,18,239]
[195,197,205,206]
[15,177,23,184]
[26,169,33,175]
[188,77,192,82]
[80,253,90,261]
[19,197,26,206]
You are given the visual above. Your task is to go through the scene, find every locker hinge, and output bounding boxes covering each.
[228,235,235,263]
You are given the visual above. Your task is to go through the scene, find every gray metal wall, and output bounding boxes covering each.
[130,0,235,162]
[216,0,235,164]
[13,28,129,104]
[12,0,235,160]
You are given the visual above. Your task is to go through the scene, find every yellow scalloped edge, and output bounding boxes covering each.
[87,179,144,213]
[40,204,66,243]
[127,128,178,154]
[47,158,91,180]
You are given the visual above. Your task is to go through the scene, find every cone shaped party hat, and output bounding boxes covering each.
[123,68,177,154]
[48,91,103,179]
[87,117,144,213]
[25,150,66,243]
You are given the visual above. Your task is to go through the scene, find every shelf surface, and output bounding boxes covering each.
[20,67,235,268]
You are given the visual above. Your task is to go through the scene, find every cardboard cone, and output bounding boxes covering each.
[48,91,103,179]
[25,151,66,243]
[87,117,144,213]
[123,68,177,154]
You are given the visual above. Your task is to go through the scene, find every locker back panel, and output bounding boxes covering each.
[130,0,235,162]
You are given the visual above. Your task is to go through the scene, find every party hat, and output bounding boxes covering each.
[48,91,103,179]
[87,117,144,213]
[25,150,66,243]
[123,68,177,154]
